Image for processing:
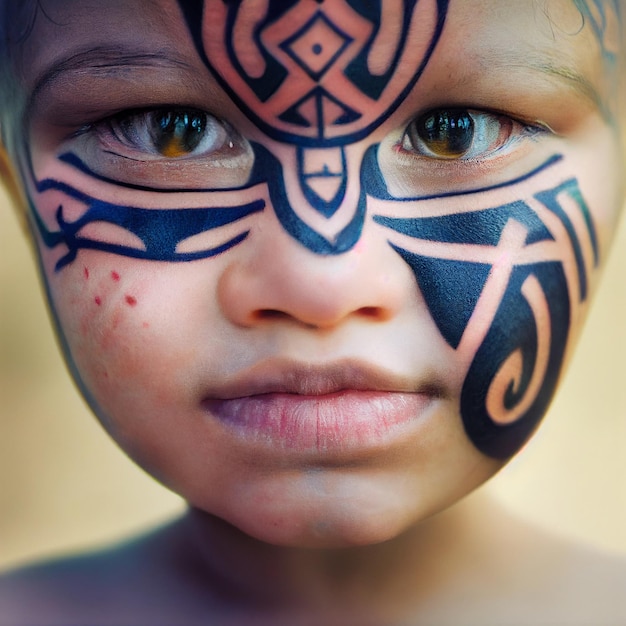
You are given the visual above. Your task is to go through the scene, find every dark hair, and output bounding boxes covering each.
[0,0,41,87]
[0,0,41,55]
[0,0,40,146]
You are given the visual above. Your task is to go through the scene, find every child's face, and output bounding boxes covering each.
[3,0,624,547]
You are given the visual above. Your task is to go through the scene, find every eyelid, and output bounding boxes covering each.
[73,104,229,135]
[52,106,255,191]
[74,105,245,163]
[406,103,553,132]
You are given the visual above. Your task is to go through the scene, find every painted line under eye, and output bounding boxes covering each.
[367,153,564,202]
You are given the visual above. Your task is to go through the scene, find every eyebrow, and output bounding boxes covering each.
[492,50,610,119]
[530,61,602,107]
[28,44,199,114]
[27,42,611,128]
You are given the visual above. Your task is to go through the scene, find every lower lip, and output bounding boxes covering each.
[203,391,434,452]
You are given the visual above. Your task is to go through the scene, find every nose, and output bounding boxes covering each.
[217,214,411,330]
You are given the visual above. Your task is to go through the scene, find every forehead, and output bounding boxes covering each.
[13,0,614,108]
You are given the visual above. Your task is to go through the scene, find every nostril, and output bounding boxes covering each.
[251,306,388,328]
[254,309,291,321]
[357,306,387,320]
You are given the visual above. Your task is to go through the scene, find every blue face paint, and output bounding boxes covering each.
[574,0,621,65]
[370,150,598,457]
[177,0,449,146]
[177,0,449,218]
[535,180,600,300]
[31,142,365,260]
[29,156,264,271]
[461,262,571,458]
[248,142,366,254]
[23,0,601,461]
[28,133,599,462]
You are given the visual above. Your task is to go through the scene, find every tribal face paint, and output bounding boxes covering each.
[178,0,448,236]
[19,0,615,462]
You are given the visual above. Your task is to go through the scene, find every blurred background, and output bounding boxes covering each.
[1,184,625,571]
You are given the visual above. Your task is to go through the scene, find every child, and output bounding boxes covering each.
[0,0,625,624]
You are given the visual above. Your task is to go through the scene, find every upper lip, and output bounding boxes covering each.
[204,359,448,400]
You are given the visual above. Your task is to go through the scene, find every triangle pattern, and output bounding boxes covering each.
[392,247,492,349]
[279,87,361,136]
[305,176,344,203]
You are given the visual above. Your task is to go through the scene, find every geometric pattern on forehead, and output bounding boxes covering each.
[177,0,450,146]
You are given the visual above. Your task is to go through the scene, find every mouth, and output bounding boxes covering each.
[201,361,445,453]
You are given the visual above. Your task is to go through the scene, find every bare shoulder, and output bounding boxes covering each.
[0,517,220,626]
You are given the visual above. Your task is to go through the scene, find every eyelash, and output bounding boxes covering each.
[398,108,544,162]
[73,105,544,168]
[75,106,241,162]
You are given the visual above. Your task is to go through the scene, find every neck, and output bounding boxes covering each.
[180,490,506,618]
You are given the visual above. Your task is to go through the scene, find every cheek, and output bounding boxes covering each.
[41,256,214,426]
[39,257,240,491]
[459,261,571,457]
[371,161,603,459]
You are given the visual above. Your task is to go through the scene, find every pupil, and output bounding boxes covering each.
[417,110,474,158]
[151,110,206,156]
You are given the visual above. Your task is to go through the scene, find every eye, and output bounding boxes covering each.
[103,107,233,159]
[65,105,253,190]
[402,108,529,160]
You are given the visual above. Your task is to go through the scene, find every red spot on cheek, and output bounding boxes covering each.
[111,271,121,282]
[95,296,102,306]
[125,295,137,307]
[142,322,150,329]
[84,267,90,280]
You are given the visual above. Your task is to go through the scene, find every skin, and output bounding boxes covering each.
[0,0,625,623]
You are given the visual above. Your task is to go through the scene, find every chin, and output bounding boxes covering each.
[202,472,440,549]
[235,509,413,550]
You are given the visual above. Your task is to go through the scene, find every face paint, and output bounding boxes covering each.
[570,0,623,120]
[574,0,621,65]
[26,147,599,462]
[27,152,264,271]
[21,0,603,463]
[177,0,449,245]
[370,151,598,457]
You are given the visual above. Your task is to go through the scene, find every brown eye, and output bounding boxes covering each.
[109,107,231,159]
[408,109,474,159]
[146,110,209,157]
[402,108,519,161]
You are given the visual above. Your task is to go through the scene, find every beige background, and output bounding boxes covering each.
[1,184,625,571]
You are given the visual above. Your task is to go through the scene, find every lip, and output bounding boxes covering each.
[201,361,444,452]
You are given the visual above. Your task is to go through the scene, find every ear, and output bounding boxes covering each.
[0,141,29,232]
